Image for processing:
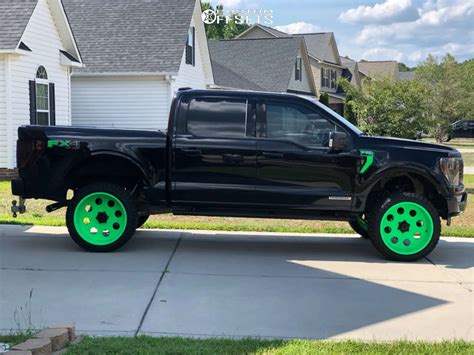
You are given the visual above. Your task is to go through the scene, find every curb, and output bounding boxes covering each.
[4,324,78,355]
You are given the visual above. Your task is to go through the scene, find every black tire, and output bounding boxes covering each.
[136,214,150,229]
[348,215,370,238]
[66,182,138,252]
[368,192,440,261]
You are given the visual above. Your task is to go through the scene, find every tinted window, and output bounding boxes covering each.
[266,101,336,147]
[187,98,247,138]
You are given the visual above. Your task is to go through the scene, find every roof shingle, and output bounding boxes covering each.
[0,0,37,50]
[209,37,302,92]
[62,0,195,74]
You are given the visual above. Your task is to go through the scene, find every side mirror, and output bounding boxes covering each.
[329,131,349,151]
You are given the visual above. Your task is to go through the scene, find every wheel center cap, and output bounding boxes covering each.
[96,212,109,224]
[398,221,410,233]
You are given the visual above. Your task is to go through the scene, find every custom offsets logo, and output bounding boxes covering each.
[201,8,273,25]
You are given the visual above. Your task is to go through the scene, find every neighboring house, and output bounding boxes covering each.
[236,25,346,114]
[357,60,400,80]
[208,37,315,96]
[63,0,213,130]
[340,56,362,89]
[0,0,82,170]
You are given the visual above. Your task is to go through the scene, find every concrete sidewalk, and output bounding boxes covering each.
[0,225,473,341]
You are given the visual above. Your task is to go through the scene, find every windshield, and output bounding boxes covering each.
[298,95,363,135]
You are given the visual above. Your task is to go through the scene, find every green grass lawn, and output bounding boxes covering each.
[64,336,474,355]
[1,176,473,237]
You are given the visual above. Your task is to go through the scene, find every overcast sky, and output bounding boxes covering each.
[209,0,474,66]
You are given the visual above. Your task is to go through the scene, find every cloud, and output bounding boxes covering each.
[211,0,242,9]
[361,48,405,62]
[274,22,322,34]
[339,0,416,24]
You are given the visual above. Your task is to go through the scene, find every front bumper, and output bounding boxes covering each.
[446,191,468,217]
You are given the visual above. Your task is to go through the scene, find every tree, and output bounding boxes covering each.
[201,3,250,40]
[416,54,473,142]
[398,62,413,72]
[343,91,357,126]
[338,77,428,138]
[319,92,329,106]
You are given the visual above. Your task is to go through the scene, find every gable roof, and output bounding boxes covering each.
[209,37,305,92]
[62,0,195,74]
[236,24,291,39]
[358,60,399,79]
[0,0,37,50]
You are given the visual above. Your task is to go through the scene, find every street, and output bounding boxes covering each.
[0,224,472,341]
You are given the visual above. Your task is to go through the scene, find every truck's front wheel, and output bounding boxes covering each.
[368,192,440,261]
[66,183,138,252]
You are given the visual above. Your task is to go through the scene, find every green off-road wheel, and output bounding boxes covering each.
[349,215,369,238]
[66,183,138,252]
[368,192,440,261]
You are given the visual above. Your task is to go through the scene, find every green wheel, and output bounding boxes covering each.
[369,192,440,261]
[66,183,137,252]
[349,215,369,238]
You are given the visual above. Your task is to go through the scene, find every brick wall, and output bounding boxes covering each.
[0,168,18,180]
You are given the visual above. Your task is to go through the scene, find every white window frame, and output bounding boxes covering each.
[35,66,50,125]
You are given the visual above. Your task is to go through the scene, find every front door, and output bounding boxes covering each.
[255,99,358,211]
[172,95,257,207]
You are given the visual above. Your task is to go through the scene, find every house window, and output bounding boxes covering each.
[29,66,55,125]
[185,27,195,66]
[35,66,49,125]
[295,57,302,81]
[321,68,330,88]
[330,69,337,89]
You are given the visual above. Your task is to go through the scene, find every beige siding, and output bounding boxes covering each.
[71,76,170,130]
[0,57,6,167]
[8,0,71,167]
[238,27,275,39]
[287,48,313,94]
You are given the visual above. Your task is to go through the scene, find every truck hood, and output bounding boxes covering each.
[359,135,460,155]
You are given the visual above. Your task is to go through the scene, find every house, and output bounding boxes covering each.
[236,25,346,114]
[208,37,315,96]
[0,0,82,170]
[357,60,400,80]
[63,0,213,130]
[340,56,362,89]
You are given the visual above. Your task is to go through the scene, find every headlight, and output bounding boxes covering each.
[439,157,463,186]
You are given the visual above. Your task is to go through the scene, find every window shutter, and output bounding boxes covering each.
[192,27,195,66]
[29,80,36,124]
[320,68,324,87]
[299,58,303,81]
[295,59,298,80]
[49,83,56,125]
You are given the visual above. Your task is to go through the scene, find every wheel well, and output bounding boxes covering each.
[366,173,448,218]
[66,155,148,192]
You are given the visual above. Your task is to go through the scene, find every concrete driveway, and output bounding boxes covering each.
[0,224,473,341]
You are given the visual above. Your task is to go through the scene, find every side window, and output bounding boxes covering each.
[265,101,336,147]
[187,97,247,138]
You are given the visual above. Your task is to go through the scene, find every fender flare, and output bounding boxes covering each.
[361,163,449,196]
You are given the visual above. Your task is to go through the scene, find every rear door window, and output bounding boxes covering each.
[187,98,247,138]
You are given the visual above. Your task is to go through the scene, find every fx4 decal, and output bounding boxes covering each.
[47,140,79,149]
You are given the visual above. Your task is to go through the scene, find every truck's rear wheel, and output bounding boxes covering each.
[368,192,440,261]
[348,215,369,238]
[66,183,138,252]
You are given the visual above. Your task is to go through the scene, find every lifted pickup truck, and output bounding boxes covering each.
[12,89,467,261]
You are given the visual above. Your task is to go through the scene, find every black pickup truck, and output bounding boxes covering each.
[11,89,467,261]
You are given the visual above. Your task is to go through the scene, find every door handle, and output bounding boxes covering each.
[181,148,202,156]
[262,152,284,159]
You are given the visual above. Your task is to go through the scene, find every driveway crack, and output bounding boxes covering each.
[135,232,183,335]
[424,256,472,293]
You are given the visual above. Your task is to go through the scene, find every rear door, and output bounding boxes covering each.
[172,94,257,207]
